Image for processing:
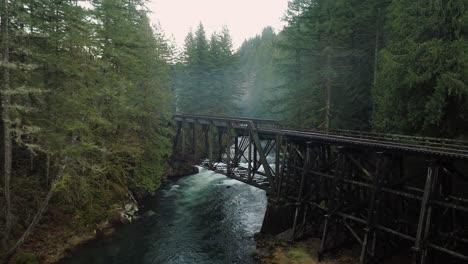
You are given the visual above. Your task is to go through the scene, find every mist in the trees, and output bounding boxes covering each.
[174,24,241,116]
[237,27,284,119]
[1,0,467,261]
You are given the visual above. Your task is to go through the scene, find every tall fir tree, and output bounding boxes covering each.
[373,0,468,138]
[273,0,388,129]
[176,23,240,115]
[238,27,282,118]
[0,0,173,257]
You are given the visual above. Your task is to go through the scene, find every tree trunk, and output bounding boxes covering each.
[373,13,380,89]
[30,152,34,173]
[1,0,13,246]
[5,162,67,261]
[46,154,50,186]
[325,53,332,131]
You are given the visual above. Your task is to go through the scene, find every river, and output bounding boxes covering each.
[62,167,267,264]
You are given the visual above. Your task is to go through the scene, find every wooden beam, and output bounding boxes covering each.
[172,121,182,151]
[248,121,275,193]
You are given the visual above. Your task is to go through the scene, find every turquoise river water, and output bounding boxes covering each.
[62,167,267,264]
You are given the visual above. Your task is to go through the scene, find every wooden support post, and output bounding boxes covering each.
[276,143,288,200]
[301,202,310,238]
[275,135,282,194]
[181,120,186,156]
[208,123,214,167]
[413,162,439,264]
[319,216,331,261]
[360,152,385,264]
[292,142,312,240]
[248,121,275,193]
[192,122,197,159]
[173,121,182,152]
[227,142,231,177]
[217,127,223,162]
[275,135,281,178]
[253,143,258,174]
[226,123,233,177]
[233,133,240,167]
[319,147,347,260]
[248,134,252,182]
[204,125,209,158]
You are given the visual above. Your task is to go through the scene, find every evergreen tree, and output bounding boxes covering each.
[177,24,211,113]
[273,0,388,129]
[175,24,240,115]
[238,27,282,118]
[209,27,241,115]
[0,0,173,257]
[1,0,13,245]
[373,0,468,138]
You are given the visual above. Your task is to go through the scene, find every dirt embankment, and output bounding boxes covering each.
[254,232,359,264]
[254,231,410,264]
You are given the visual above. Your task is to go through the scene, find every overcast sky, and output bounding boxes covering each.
[146,0,289,50]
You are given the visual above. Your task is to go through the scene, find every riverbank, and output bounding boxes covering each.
[12,201,141,263]
[254,232,358,264]
[254,233,411,264]
[6,158,198,264]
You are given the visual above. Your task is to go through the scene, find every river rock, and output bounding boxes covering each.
[113,202,139,224]
[144,210,156,217]
[165,157,199,179]
[95,220,116,238]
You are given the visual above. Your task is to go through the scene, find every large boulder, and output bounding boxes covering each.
[110,202,139,225]
[164,157,199,179]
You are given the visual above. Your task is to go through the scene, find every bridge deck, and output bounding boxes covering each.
[174,114,468,160]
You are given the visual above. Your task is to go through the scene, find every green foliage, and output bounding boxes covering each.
[1,0,467,259]
[1,0,173,251]
[134,132,171,192]
[272,0,467,137]
[373,0,468,137]
[10,251,39,264]
[273,0,385,129]
[175,24,241,115]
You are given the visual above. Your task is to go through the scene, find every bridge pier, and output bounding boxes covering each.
[192,122,197,159]
[261,199,295,235]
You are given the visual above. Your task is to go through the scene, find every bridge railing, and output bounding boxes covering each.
[273,124,468,157]
[330,129,468,150]
[275,124,468,149]
[173,113,280,129]
[174,114,468,159]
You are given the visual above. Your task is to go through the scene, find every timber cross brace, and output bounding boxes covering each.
[172,114,468,264]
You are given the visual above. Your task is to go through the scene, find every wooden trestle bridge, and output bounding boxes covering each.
[172,114,468,264]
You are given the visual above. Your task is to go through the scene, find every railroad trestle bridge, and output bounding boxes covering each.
[172,114,468,264]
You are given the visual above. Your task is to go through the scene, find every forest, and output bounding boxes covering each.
[1,0,467,262]
[234,0,468,137]
[175,0,468,138]
[0,0,172,261]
